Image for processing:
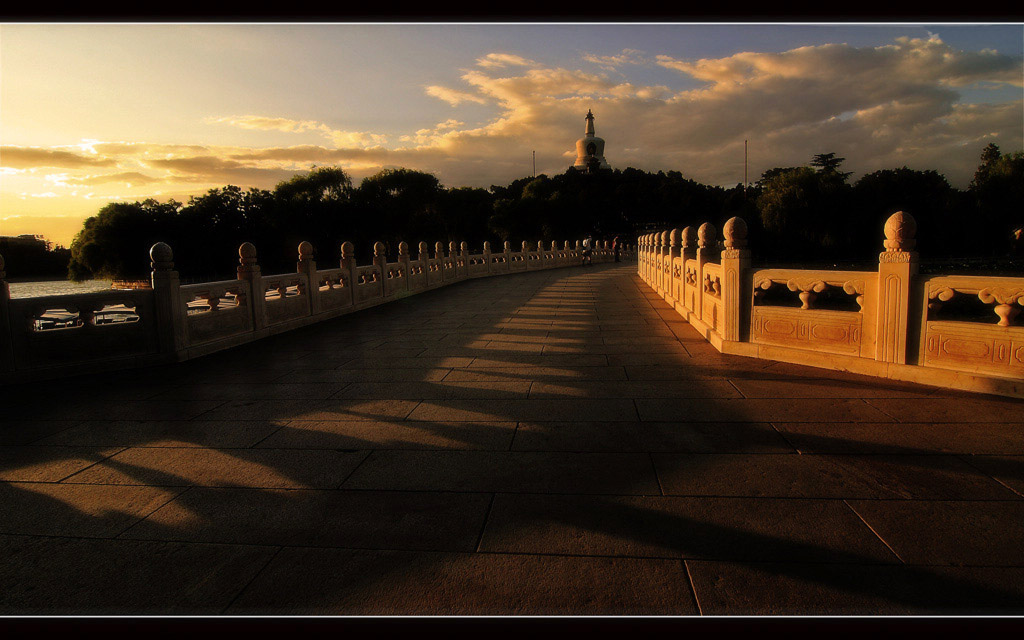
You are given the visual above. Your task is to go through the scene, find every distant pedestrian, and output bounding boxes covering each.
[582,236,593,265]
[613,235,621,262]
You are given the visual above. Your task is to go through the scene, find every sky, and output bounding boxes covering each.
[2,22,1022,247]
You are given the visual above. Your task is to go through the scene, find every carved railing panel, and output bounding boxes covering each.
[315,267,353,311]
[180,279,252,345]
[8,290,158,369]
[920,275,1024,378]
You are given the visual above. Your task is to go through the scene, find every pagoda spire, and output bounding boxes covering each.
[584,109,595,136]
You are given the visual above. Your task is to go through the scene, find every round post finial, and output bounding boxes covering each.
[723,217,748,249]
[418,241,429,258]
[435,241,445,258]
[698,223,716,249]
[503,240,511,252]
[341,241,355,260]
[883,211,917,252]
[239,242,258,265]
[149,242,174,271]
[374,241,386,258]
[298,241,314,261]
[681,226,696,249]
[398,241,409,257]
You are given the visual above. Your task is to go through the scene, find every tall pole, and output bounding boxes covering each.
[533,150,536,177]
[744,139,748,197]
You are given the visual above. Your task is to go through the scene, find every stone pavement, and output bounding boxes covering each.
[1,262,1023,615]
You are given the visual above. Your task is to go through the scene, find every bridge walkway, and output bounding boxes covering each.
[2,262,1023,614]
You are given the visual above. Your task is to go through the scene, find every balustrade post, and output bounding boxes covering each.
[876,211,919,365]
[436,242,447,282]
[237,242,266,332]
[483,241,492,275]
[149,242,187,358]
[522,241,530,269]
[397,241,411,292]
[0,253,13,372]
[695,223,716,321]
[640,235,647,280]
[460,241,469,279]
[418,241,431,287]
[373,242,387,297]
[667,229,681,305]
[681,227,697,312]
[720,217,751,342]
[649,234,657,280]
[340,241,356,293]
[652,232,663,293]
[450,240,462,278]
[636,235,642,278]
[297,240,320,316]
[503,241,512,272]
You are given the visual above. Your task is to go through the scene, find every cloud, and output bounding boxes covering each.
[207,114,388,149]
[1,146,117,169]
[5,36,1022,208]
[582,49,650,71]
[425,85,489,106]
[65,171,165,187]
[475,53,536,68]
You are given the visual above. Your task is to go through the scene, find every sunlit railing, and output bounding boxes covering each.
[638,213,1023,398]
[0,237,634,382]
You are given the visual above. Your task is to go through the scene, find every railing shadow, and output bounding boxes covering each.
[2,261,1023,614]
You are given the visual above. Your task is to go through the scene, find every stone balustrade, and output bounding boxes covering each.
[638,212,1023,398]
[0,238,634,383]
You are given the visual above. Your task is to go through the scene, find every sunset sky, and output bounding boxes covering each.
[2,22,1022,247]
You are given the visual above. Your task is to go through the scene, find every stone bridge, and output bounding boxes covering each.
[2,258,1023,614]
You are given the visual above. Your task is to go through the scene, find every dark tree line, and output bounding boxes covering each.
[59,144,1023,281]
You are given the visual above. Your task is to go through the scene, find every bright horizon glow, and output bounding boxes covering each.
[2,22,1022,247]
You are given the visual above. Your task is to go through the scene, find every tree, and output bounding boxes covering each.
[756,165,853,260]
[68,199,181,281]
[810,152,852,179]
[969,146,1024,255]
[970,143,1002,190]
[274,166,352,203]
[852,168,957,257]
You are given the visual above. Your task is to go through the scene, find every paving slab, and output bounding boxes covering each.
[0,445,125,482]
[0,482,184,538]
[511,421,794,453]
[479,494,898,563]
[406,398,638,422]
[773,422,1024,455]
[62,447,369,489]
[0,420,80,446]
[845,499,1024,566]
[335,380,532,399]
[528,380,743,399]
[35,420,284,449]
[686,560,1024,615]
[121,487,492,551]
[255,419,517,451]
[227,547,698,615]
[636,398,895,422]
[343,450,661,494]
[652,453,1018,500]
[960,455,1024,497]
[198,398,421,422]
[0,534,278,615]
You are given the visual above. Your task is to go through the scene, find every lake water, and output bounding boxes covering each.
[7,279,114,299]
